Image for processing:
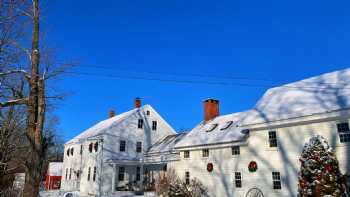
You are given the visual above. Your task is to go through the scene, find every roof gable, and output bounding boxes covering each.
[241,68,350,126]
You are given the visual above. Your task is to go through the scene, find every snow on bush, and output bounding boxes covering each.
[155,169,209,197]
[298,135,348,196]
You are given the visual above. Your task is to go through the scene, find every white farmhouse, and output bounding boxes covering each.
[62,68,350,197]
[60,98,177,196]
[172,68,350,197]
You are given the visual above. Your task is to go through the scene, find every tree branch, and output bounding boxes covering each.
[0,69,31,80]
[0,97,28,108]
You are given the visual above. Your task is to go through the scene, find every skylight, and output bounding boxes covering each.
[220,121,233,130]
[206,124,218,132]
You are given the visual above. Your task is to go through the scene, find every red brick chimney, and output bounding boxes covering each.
[204,98,219,121]
[135,97,141,108]
[109,110,115,118]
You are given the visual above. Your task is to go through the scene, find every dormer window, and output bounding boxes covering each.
[146,110,150,115]
[220,121,233,130]
[206,124,218,132]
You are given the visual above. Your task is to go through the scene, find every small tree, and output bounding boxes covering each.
[155,169,209,197]
[298,135,348,196]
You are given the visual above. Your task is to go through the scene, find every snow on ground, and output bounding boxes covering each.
[39,190,156,197]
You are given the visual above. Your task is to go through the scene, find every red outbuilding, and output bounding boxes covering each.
[44,162,63,190]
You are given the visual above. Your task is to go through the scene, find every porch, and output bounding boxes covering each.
[109,160,167,192]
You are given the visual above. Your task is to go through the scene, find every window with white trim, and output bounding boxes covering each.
[138,119,143,129]
[93,167,97,181]
[118,167,125,181]
[87,167,91,181]
[202,149,209,157]
[232,146,240,155]
[235,172,242,188]
[268,131,278,147]
[152,121,157,131]
[136,141,142,153]
[272,172,281,189]
[184,150,190,158]
[185,171,190,184]
[337,122,350,143]
[120,140,126,152]
[136,166,141,181]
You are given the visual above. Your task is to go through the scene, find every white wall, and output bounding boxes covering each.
[172,116,350,197]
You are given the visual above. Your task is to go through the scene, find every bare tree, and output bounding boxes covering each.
[0,1,71,196]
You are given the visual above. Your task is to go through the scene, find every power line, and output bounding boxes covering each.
[64,71,350,91]
[75,64,350,87]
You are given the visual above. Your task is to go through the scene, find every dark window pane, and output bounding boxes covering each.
[136,142,142,153]
[119,167,125,181]
[152,121,157,131]
[138,119,143,129]
[337,123,350,133]
[120,140,126,152]
[232,146,240,155]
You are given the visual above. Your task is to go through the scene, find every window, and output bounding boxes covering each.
[77,171,80,178]
[235,172,242,188]
[70,148,74,156]
[94,142,98,152]
[184,150,190,158]
[206,124,218,132]
[80,145,83,155]
[202,149,209,157]
[232,146,240,155]
[69,168,72,180]
[89,143,93,153]
[120,140,126,152]
[268,131,278,147]
[136,142,142,153]
[65,168,68,180]
[185,172,190,184]
[93,167,97,181]
[152,121,157,131]
[337,122,350,143]
[136,166,141,181]
[67,148,70,157]
[163,164,167,172]
[272,172,281,189]
[138,119,143,129]
[118,167,125,181]
[221,121,234,130]
[87,167,91,181]
[146,110,150,115]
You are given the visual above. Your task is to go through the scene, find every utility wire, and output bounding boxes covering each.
[65,71,350,91]
[75,64,350,87]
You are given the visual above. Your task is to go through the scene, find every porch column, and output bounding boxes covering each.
[140,164,144,189]
[112,164,116,193]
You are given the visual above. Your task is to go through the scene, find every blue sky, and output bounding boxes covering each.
[44,0,350,141]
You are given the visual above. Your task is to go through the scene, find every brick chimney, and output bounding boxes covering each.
[134,97,141,108]
[204,98,219,121]
[109,110,115,118]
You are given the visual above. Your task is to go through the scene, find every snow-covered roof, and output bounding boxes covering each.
[241,68,350,126]
[67,108,138,144]
[147,133,187,154]
[175,112,250,148]
[47,162,63,176]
